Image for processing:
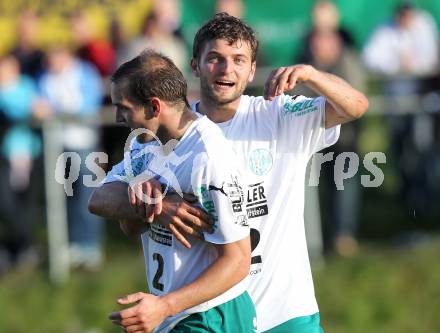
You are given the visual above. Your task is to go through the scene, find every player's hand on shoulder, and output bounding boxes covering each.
[264,64,317,101]
[128,178,163,222]
[127,180,215,248]
[157,193,214,249]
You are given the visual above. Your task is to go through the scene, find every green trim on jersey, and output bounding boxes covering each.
[263,312,323,333]
[171,292,257,332]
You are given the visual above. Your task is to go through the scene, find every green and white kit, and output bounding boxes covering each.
[104,116,253,332]
[193,94,340,332]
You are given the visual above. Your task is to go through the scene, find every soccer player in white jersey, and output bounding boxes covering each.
[90,50,256,332]
[185,13,368,332]
[90,13,369,333]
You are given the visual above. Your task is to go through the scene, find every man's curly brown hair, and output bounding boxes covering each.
[192,12,259,62]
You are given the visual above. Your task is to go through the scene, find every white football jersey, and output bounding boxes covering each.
[192,94,340,331]
[104,116,250,332]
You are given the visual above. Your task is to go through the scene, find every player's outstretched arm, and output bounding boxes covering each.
[109,236,251,333]
[263,64,369,128]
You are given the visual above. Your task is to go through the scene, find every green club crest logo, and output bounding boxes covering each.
[248,149,273,176]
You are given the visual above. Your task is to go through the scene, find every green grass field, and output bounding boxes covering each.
[0,238,439,333]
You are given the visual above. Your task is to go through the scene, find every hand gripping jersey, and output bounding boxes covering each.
[104,116,250,332]
[192,95,340,332]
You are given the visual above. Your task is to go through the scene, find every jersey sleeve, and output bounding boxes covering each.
[101,159,126,184]
[101,140,153,184]
[191,152,249,245]
[274,94,340,156]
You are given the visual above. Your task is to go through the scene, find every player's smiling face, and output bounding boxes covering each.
[192,38,256,105]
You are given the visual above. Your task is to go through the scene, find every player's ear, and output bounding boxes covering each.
[191,58,200,78]
[150,97,161,117]
[248,61,256,83]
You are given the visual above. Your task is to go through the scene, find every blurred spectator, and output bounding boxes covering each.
[0,54,42,274]
[152,0,182,34]
[301,0,354,64]
[362,2,439,217]
[38,46,105,270]
[215,0,244,18]
[110,18,128,71]
[70,10,116,77]
[362,2,438,75]
[299,0,366,257]
[10,10,45,80]
[214,0,270,67]
[117,0,188,73]
[110,18,124,52]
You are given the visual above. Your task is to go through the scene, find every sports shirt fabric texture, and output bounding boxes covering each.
[104,116,251,332]
[192,94,340,331]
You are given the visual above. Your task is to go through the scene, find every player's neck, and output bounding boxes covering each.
[157,108,197,143]
[197,96,241,123]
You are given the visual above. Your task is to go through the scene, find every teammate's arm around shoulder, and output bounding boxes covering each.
[89,178,213,243]
[263,64,369,128]
[88,181,142,220]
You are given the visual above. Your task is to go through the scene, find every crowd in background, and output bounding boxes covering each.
[0,0,439,276]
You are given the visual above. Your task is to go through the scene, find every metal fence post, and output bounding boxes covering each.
[42,119,69,285]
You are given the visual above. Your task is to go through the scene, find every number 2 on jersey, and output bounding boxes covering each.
[250,228,262,264]
[152,253,165,291]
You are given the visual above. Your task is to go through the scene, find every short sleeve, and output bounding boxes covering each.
[102,159,126,184]
[101,139,153,184]
[275,94,340,156]
[192,152,249,245]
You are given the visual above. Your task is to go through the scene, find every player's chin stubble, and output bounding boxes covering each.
[201,78,245,106]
